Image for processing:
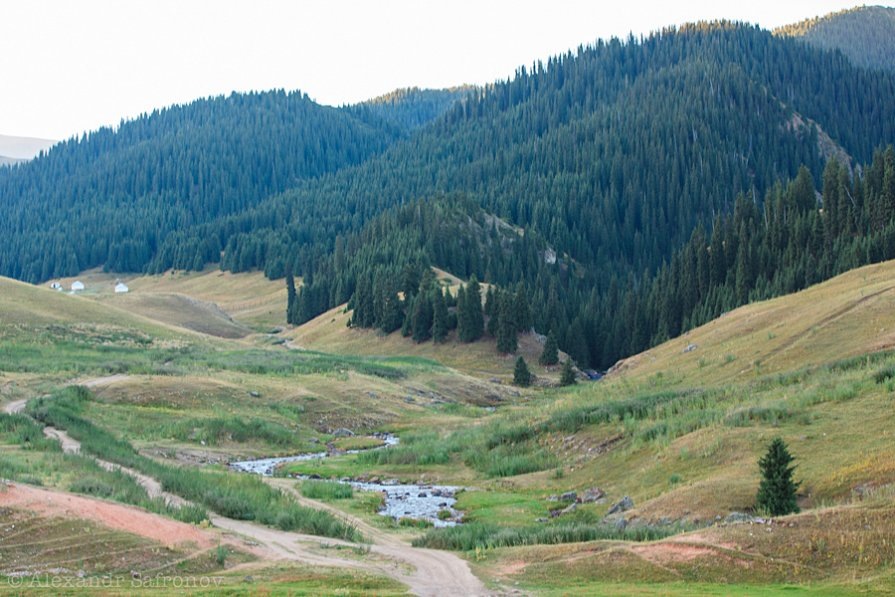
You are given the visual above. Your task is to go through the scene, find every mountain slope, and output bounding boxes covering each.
[610,258,895,386]
[0,91,403,282]
[184,24,895,281]
[164,23,895,369]
[351,86,474,133]
[776,5,895,72]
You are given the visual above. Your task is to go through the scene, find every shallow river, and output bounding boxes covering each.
[229,434,461,527]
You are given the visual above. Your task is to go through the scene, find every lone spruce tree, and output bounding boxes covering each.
[513,356,532,387]
[756,438,800,516]
[539,330,559,366]
[560,359,577,386]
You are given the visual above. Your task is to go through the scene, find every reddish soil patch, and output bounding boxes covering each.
[630,541,721,564]
[495,560,528,577]
[0,483,214,548]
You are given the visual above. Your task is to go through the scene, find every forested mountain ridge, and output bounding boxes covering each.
[3,20,895,372]
[350,86,475,133]
[161,22,895,276]
[0,90,425,282]
[776,5,895,72]
[150,23,895,360]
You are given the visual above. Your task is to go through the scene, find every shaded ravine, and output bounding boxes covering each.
[2,389,491,596]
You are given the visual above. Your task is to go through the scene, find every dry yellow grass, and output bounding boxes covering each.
[612,260,895,387]
[0,275,188,339]
[476,500,895,592]
[289,303,559,381]
[49,267,288,331]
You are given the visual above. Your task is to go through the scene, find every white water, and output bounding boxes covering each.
[229,433,399,476]
[229,433,462,527]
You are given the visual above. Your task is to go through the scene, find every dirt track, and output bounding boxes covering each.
[2,398,27,415]
[2,378,491,596]
[266,478,489,596]
[1,484,215,549]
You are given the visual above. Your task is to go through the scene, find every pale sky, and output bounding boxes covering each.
[0,0,885,140]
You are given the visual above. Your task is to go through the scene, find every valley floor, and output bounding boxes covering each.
[3,263,895,594]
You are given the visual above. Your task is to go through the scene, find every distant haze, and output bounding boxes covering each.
[1,0,888,140]
[0,135,58,161]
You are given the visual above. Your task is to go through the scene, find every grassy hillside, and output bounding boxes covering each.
[49,267,287,333]
[609,259,895,387]
[0,275,189,338]
[5,257,895,593]
[278,260,895,593]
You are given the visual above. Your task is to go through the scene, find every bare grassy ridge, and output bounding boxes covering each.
[610,260,895,387]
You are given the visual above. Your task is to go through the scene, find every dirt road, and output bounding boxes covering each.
[267,478,489,596]
[3,381,492,596]
[2,398,27,414]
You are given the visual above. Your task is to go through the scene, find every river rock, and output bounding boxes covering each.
[607,496,634,514]
[724,512,757,524]
[332,428,355,437]
[579,487,606,503]
[560,503,577,516]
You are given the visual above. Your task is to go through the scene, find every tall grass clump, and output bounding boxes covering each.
[170,417,297,447]
[301,480,353,500]
[412,521,678,550]
[356,431,454,466]
[0,413,62,451]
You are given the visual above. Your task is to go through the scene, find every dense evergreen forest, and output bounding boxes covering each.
[155,23,895,280]
[2,21,895,370]
[776,6,895,72]
[351,87,475,133]
[0,89,464,281]
[289,147,895,369]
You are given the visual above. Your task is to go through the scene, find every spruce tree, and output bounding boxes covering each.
[539,330,559,366]
[400,296,413,337]
[380,282,404,334]
[467,277,485,341]
[486,288,501,337]
[513,284,532,333]
[411,293,433,343]
[756,438,801,516]
[285,268,297,325]
[513,356,531,387]
[496,292,518,354]
[432,288,448,343]
[560,359,577,386]
[484,286,497,318]
[456,285,470,341]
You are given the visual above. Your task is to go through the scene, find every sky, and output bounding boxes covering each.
[0,0,887,140]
